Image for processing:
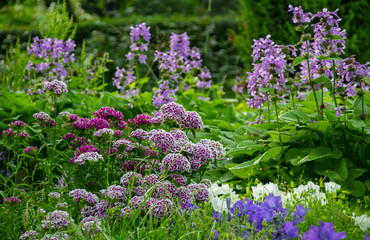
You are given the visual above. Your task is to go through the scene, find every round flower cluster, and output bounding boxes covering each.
[82,216,102,236]
[120,160,146,174]
[199,139,225,160]
[113,139,136,153]
[3,196,21,204]
[73,152,104,164]
[149,129,176,153]
[48,192,61,199]
[62,133,76,140]
[159,102,187,122]
[93,128,115,137]
[41,233,70,240]
[180,111,203,131]
[33,112,57,127]
[41,210,74,230]
[92,107,124,122]
[171,174,187,186]
[9,120,27,129]
[162,153,191,173]
[100,185,128,202]
[125,114,156,127]
[129,129,149,140]
[72,118,110,130]
[59,112,79,122]
[120,172,143,187]
[24,146,39,154]
[1,128,30,139]
[19,230,39,240]
[44,80,68,95]
[69,189,99,205]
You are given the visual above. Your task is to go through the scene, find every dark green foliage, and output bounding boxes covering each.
[233,0,370,69]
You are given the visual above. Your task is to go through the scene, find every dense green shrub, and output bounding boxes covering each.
[233,0,370,69]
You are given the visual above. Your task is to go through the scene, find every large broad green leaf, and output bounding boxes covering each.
[225,148,258,157]
[314,158,348,181]
[227,161,259,178]
[253,147,282,165]
[285,148,312,165]
[346,181,366,197]
[307,121,333,134]
[290,147,342,166]
[237,140,259,148]
[280,109,310,124]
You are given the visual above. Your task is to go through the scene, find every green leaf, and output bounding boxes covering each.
[225,148,258,157]
[253,147,282,165]
[307,121,333,134]
[364,77,370,85]
[228,161,259,178]
[292,56,306,66]
[347,181,366,197]
[314,158,348,181]
[290,147,342,166]
[237,140,259,148]
[313,74,330,84]
[280,109,310,123]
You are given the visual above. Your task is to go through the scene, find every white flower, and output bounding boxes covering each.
[208,183,234,197]
[352,213,370,232]
[251,182,283,201]
[208,183,239,213]
[324,182,341,193]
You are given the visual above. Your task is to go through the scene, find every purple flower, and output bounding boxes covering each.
[288,5,312,24]
[24,146,39,155]
[152,81,178,109]
[278,221,299,239]
[69,189,99,205]
[3,196,21,204]
[19,230,39,240]
[293,204,309,225]
[41,210,74,230]
[9,120,27,129]
[162,153,191,173]
[303,222,346,240]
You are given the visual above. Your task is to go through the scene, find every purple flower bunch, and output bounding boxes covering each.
[152,32,211,108]
[9,120,27,129]
[69,189,99,205]
[44,80,68,95]
[19,230,39,240]
[303,221,346,240]
[24,146,39,155]
[127,22,151,64]
[3,196,21,204]
[1,128,30,140]
[26,37,75,95]
[246,35,293,109]
[41,210,74,230]
[113,23,150,105]
[33,112,57,127]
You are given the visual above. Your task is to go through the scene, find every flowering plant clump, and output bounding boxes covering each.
[26,37,75,95]
[112,23,213,109]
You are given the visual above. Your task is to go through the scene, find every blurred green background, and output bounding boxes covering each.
[1,0,369,88]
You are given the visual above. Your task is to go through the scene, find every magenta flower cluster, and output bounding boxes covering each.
[33,112,57,127]
[44,80,68,95]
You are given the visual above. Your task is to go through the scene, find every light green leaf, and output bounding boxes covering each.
[292,56,306,66]
[290,147,342,166]
[253,147,282,165]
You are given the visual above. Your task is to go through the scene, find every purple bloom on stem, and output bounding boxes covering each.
[303,222,346,240]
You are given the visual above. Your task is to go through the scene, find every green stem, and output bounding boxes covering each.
[274,99,283,150]
[268,104,271,123]
[305,40,320,121]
